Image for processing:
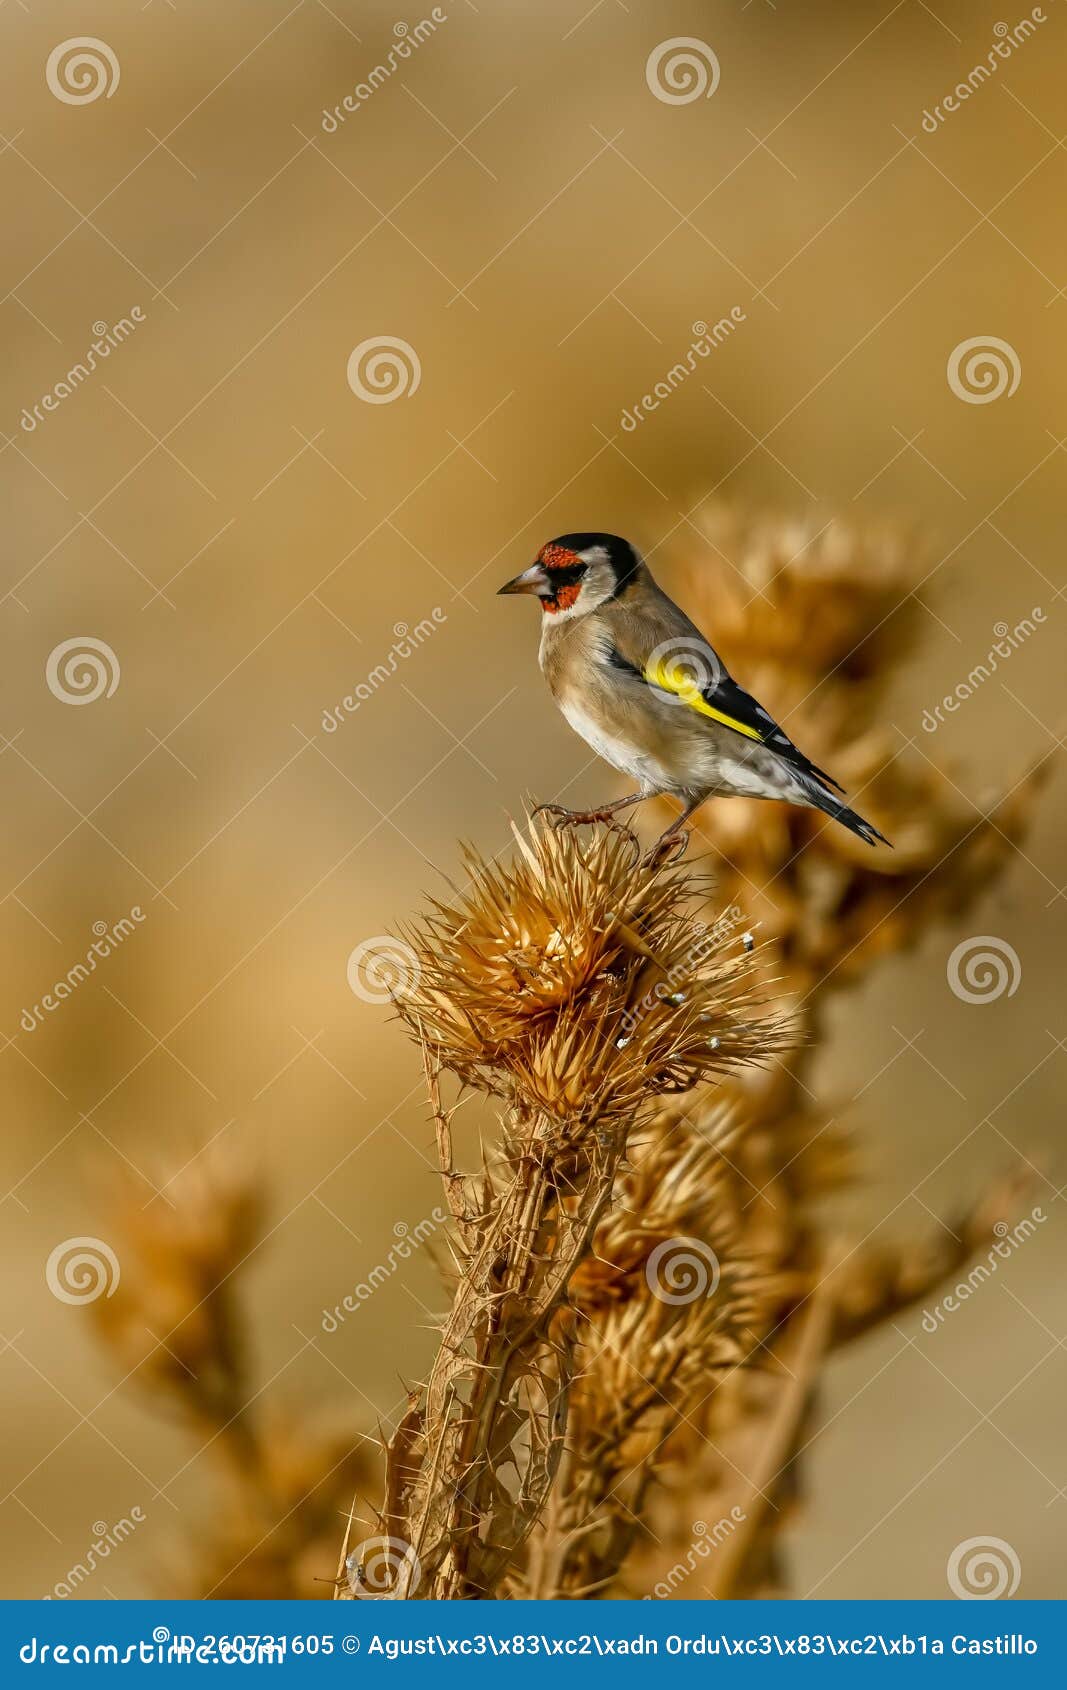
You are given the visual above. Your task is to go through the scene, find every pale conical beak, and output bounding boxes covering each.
[497,563,549,596]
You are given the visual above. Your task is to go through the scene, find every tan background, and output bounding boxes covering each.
[1,0,1064,1598]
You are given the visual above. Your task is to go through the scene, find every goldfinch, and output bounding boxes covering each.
[498,532,889,848]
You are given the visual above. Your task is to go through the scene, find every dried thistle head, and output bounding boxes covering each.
[684,504,919,700]
[90,1135,265,1419]
[656,504,1047,990]
[569,1107,776,1408]
[516,1103,784,1598]
[574,1108,751,1308]
[388,818,788,1119]
[90,1137,379,1599]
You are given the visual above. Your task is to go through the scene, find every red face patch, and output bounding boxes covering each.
[538,543,579,570]
[543,581,581,614]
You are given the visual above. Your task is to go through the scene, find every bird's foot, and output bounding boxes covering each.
[533,802,613,826]
[532,803,640,847]
[643,827,691,868]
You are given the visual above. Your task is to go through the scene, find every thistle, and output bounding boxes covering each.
[90,1137,265,1451]
[344,819,787,1600]
[516,1099,782,1598]
[90,1137,376,1598]
[665,503,1047,998]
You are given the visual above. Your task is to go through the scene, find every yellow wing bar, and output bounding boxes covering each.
[642,658,764,741]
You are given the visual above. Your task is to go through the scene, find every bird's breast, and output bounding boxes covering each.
[556,692,679,792]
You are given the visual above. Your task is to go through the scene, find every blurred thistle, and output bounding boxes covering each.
[91,1138,263,1447]
[341,819,788,1600]
[91,1136,376,1597]
[664,504,1048,994]
[609,501,1049,1598]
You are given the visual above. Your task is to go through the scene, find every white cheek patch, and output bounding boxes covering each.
[537,553,616,621]
[549,559,615,620]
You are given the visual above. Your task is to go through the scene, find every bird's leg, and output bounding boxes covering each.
[646,796,704,863]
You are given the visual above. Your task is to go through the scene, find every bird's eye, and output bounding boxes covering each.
[546,561,586,587]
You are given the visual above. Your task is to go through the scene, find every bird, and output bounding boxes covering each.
[497,532,889,850]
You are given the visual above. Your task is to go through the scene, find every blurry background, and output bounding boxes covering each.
[1,0,1064,1598]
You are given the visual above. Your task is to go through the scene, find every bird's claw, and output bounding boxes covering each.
[643,828,691,868]
[531,803,640,849]
[531,802,577,824]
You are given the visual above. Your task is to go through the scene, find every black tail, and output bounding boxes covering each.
[800,775,891,848]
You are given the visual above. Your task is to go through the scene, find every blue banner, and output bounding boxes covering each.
[2,1600,1062,1684]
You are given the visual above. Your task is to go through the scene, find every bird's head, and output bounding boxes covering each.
[497,533,642,619]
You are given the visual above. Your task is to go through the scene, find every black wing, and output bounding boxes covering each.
[702,671,846,795]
